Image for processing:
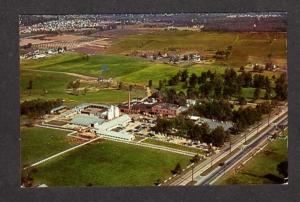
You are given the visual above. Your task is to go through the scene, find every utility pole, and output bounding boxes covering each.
[268,111,271,126]
[229,136,232,154]
[192,165,194,181]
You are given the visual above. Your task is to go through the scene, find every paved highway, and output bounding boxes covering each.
[167,106,288,186]
[197,114,288,185]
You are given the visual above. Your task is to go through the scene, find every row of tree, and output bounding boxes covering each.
[21,99,63,118]
[232,101,274,131]
[158,68,287,101]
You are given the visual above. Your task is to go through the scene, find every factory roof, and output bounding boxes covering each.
[75,103,110,110]
[95,129,133,140]
[95,115,131,130]
[50,105,66,113]
[196,117,233,131]
[70,114,104,126]
[152,103,179,110]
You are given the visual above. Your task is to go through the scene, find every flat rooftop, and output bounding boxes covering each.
[70,114,105,126]
[153,103,179,110]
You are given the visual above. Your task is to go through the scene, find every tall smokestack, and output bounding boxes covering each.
[128,90,131,110]
[128,85,132,110]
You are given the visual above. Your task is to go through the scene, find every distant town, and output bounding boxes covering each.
[20,13,288,187]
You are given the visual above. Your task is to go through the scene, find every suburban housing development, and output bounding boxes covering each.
[20,13,288,187]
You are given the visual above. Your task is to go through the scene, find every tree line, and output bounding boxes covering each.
[21,99,63,118]
[152,115,227,147]
[156,68,287,101]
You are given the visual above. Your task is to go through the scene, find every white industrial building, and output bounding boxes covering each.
[74,103,120,120]
[92,114,133,141]
[71,103,133,141]
[95,115,131,131]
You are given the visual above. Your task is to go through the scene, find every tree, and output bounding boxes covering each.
[238,96,247,105]
[253,74,265,88]
[199,123,211,144]
[198,72,207,85]
[177,91,186,106]
[148,80,153,88]
[187,87,198,99]
[21,167,34,187]
[190,154,201,164]
[275,73,288,101]
[277,161,288,178]
[211,126,226,147]
[213,75,223,98]
[264,77,272,99]
[118,81,123,90]
[172,163,182,174]
[27,80,33,95]
[200,82,212,98]
[154,178,162,186]
[253,87,261,100]
[181,69,188,82]
[189,73,198,88]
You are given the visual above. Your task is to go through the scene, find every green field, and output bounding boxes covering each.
[142,138,203,154]
[240,87,266,100]
[20,127,76,166]
[108,30,287,68]
[215,138,288,185]
[30,140,190,186]
[20,70,145,105]
[108,30,237,54]
[21,52,232,87]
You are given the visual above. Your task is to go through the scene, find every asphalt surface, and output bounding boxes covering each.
[167,107,288,186]
[197,114,288,185]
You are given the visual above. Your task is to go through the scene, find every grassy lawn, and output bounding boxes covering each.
[239,87,266,100]
[142,138,203,154]
[30,140,191,187]
[20,70,145,106]
[215,138,288,185]
[21,53,177,81]
[132,135,146,142]
[21,52,230,87]
[20,127,76,166]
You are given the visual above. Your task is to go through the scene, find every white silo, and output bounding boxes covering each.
[107,105,114,120]
[114,106,120,117]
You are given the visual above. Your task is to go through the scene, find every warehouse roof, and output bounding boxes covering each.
[95,114,131,130]
[75,103,110,110]
[95,129,133,140]
[50,105,66,113]
[70,114,104,126]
